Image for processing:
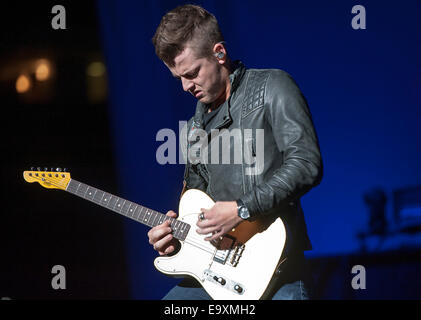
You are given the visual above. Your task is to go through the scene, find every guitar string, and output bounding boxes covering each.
[26,173,220,255]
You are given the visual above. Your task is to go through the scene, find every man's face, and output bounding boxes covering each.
[167,45,227,104]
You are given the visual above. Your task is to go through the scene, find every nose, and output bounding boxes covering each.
[181,77,194,93]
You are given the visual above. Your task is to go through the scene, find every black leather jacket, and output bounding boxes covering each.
[181,62,323,255]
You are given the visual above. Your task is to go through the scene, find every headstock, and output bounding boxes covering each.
[23,167,71,190]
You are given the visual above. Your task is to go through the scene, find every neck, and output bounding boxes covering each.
[209,59,233,112]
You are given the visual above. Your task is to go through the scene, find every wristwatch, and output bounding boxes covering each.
[237,199,251,220]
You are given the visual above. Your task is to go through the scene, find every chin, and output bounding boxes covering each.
[199,95,215,104]
[198,96,209,103]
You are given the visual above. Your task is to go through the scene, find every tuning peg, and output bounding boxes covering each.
[56,167,62,172]
[37,167,41,171]
[44,167,48,171]
[63,168,67,172]
[31,167,35,171]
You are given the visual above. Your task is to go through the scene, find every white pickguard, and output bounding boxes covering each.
[154,189,286,300]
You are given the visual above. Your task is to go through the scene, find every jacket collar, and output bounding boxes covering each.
[191,60,246,131]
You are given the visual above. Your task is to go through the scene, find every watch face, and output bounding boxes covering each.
[240,207,249,219]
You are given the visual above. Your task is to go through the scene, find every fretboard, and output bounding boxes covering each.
[66,179,190,241]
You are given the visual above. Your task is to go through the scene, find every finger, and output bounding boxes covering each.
[205,230,224,242]
[196,225,219,235]
[162,243,176,255]
[153,233,173,252]
[149,226,172,244]
[196,217,216,228]
[158,217,174,229]
[166,210,177,218]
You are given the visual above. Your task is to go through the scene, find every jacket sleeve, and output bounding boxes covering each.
[180,119,208,193]
[239,70,323,218]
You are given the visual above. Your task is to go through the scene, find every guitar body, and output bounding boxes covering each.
[154,189,286,300]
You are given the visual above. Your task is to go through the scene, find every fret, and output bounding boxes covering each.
[115,198,124,211]
[173,220,181,237]
[99,192,105,203]
[176,220,181,231]
[85,186,95,200]
[102,193,111,207]
[77,183,88,197]
[170,218,176,229]
[179,222,186,235]
[164,216,171,225]
[134,205,140,220]
[120,200,127,214]
[107,195,118,209]
[119,199,126,214]
[172,219,178,233]
[150,211,159,227]
[113,196,120,210]
[150,211,158,226]
[93,189,104,203]
[122,200,131,215]
[127,202,135,217]
[144,210,152,226]
[83,185,89,198]
[156,212,164,226]
[138,206,146,221]
[76,182,82,194]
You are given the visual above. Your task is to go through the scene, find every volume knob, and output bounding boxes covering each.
[213,276,226,286]
[234,285,243,293]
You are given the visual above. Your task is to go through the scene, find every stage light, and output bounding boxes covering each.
[16,74,31,93]
[35,59,51,81]
[86,61,106,77]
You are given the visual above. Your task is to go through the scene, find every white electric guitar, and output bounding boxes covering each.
[23,168,286,300]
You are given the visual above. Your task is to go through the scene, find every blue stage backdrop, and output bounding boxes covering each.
[96,0,421,299]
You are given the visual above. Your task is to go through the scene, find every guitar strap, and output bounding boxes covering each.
[180,179,187,199]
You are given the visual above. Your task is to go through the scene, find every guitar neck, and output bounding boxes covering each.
[65,179,190,241]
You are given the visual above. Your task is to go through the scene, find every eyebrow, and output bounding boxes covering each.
[172,66,199,79]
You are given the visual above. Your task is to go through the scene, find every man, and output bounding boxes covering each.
[148,4,322,300]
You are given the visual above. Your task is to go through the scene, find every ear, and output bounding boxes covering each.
[213,42,227,64]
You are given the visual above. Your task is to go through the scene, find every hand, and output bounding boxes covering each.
[147,210,179,255]
[196,201,243,241]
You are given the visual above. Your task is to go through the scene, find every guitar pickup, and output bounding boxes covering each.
[212,234,236,265]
